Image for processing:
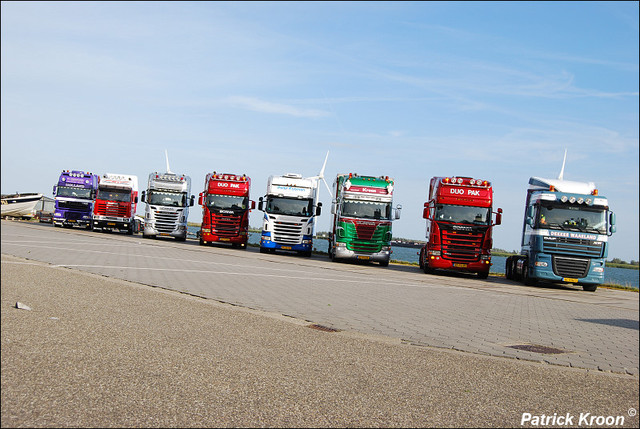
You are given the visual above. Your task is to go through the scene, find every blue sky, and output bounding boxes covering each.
[2,1,638,260]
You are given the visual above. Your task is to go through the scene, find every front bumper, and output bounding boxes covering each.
[334,246,390,263]
[200,230,246,244]
[426,256,491,274]
[144,223,187,239]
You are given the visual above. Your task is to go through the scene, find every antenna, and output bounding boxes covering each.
[557,149,567,180]
[165,150,173,175]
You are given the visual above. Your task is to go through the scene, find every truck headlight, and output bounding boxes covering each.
[535,261,548,267]
[593,267,604,273]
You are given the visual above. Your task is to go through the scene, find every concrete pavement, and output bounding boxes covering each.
[1,220,639,427]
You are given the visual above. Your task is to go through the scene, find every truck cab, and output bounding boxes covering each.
[258,173,322,257]
[419,176,502,278]
[506,176,615,291]
[328,173,401,266]
[92,173,139,234]
[53,170,98,229]
[198,172,254,248]
[141,172,194,241]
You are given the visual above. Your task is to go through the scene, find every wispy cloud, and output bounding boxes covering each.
[225,96,329,118]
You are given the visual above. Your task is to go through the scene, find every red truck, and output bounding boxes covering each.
[92,173,139,234]
[198,172,255,248]
[419,176,502,278]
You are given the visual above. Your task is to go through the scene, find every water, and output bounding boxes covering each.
[188,227,638,289]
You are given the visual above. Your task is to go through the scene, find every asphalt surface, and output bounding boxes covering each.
[1,220,639,427]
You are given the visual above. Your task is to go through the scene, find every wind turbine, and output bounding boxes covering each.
[165,149,174,175]
[557,148,567,180]
[307,150,333,205]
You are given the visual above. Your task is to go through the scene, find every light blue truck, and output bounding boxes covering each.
[506,161,616,292]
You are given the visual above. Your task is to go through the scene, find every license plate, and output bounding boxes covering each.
[159,233,170,236]
[357,255,370,260]
[563,277,579,283]
[107,222,116,226]
[453,263,468,268]
[68,220,75,223]
[220,238,230,241]
[281,246,291,250]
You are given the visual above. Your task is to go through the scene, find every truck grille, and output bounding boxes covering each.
[343,221,386,253]
[552,256,590,278]
[440,230,483,262]
[153,210,180,233]
[273,220,303,244]
[543,236,603,258]
[210,212,241,237]
[95,201,128,218]
[57,201,90,211]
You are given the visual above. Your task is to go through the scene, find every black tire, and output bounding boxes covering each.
[582,284,598,292]
[477,271,489,279]
[423,260,433,275]
[379,259,389,267]
[505,256,513,280]
[259,247,268,254]
[523,263,537,286]
[418,248,425,269]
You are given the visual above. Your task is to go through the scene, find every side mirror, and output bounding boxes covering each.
[198,193,204,206]
[316,202,323,216]
[52,185,57,196]
[250,200,256,210]
[258,197,264,211]
[495,208,503,226]
[422,202,429,219]
[526,206,534,226]
[141,191,146,203]
[609,212,616,235]
[395,204,402,220]
[134,196,139,204]
[190,195,195,207]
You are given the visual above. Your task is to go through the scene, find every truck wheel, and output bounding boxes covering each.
[379,260,389,267]
[505,256,513,280]
[423,261,433,275]
[582,284,598,292]
[259,247,268,254]
[523,264,537,286]
[477,271,489,279]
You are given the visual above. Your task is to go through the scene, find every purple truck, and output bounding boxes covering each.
[53,170,99,229]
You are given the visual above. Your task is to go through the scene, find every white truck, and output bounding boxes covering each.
[140,152,194,241]
[258,152,330,257]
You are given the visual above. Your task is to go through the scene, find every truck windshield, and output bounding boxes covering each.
[266,196,313,216]
[206,194,248,210]
[341,199,392,220]
[537,203,607,234]
[56,186,92,199]
[434,204,490,225]
[97,189,131,202]
[147,190,187,207]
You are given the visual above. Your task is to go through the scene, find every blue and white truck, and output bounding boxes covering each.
[258,152,330,257]
[506,155,616,292]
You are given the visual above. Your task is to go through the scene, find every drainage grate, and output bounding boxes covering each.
[308,324,340,333]
[507,344,567,354]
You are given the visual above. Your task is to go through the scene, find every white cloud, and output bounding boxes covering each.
[224,96,329,118]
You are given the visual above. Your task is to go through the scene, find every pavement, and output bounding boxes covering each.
[1,220,639,427]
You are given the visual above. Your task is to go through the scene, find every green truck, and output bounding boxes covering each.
[327,173,402,266]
